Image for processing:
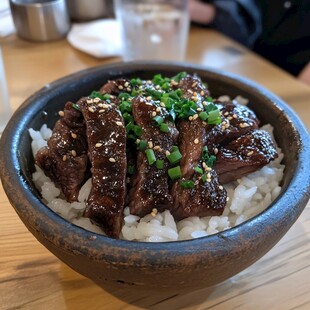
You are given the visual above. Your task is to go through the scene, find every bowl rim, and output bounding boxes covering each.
[0,61,309,259]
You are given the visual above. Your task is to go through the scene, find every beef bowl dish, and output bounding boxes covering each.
[0,62,309,290]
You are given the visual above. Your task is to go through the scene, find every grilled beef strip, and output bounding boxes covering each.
[100,78,132,95]
[173,74,210,104]
[215,129,279,184]
[204,101,260,151]
[170,118,227,220]
[35,101,88,202]
[80,97,127,238]
[128,96,179,217]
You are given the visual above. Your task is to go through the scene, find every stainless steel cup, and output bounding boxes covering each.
[10,0,71,42]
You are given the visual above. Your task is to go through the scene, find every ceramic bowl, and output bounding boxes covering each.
[0,62,309,290]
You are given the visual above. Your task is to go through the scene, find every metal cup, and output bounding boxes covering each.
[9,0,71,42]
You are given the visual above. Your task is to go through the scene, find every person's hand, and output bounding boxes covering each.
[298,62,310,87]
[189,0,216,25]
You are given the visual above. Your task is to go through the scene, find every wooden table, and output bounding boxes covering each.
[1,26,309,310]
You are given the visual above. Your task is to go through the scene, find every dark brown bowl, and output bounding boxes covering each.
[0,62,309,290]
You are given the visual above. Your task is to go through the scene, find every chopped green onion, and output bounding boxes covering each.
[133,125,143,136]
[160,123,169,133]
[125,122,134,133]
[168,166,182,180]
[153,115,164,126]
[207,155,216,168]
[171,145,179,152]
[201,174,207,183]
[181,180,195,189]
[118,92,131,100]
[89,91,104,99]
[102,94,111,100]
[127,165,135,174]
[145,149,156,165]
[208,110,220,122]
[171,72,187,82]
[167,150,182,164]
[72,103,81,111]
[199,111,208,121]
[194,166,203,174]
[156,159,164,169]
[206,96,213,102]
[130,78,142,86]
[138,140,147,150]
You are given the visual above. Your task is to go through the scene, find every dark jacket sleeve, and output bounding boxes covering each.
[205,0,261,48]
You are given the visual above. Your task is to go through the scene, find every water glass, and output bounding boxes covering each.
[0,48,11,134]
[114,0,189,62]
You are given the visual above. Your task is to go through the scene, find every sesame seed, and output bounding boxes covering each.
[148,141,154,148]
[126,88,131,92]
[86,99,93,104]
[189,116,193,121]
[192,114,199,120]
[152,111,157,117]
[109,157,116,163]
[227,116,233,120]
[221,126,226,131]
[156,107,161,113]
[118,85,124,90]
[171,80,178,86]
[95,143,103,148]
[206,178,211,182]
[194,138,199,144]
[93,98,100,103]
[102,103,109,109]
[202,121,207,126]
[140,98,144,103]
[58,111,64,117]
[207,172,211,179]
[224,112,229,116]
[233,114,237,118]
[197,108,202,112]
[226,197,230,202]
[147,80,152,85]
[146,96,152,101]
[247,151,254,156]
[124,81,129,87]
[193,92,198,96]
[165,150,171,156]
[200,91,205,96]
[153,145,160,151]
[202,101,207,106]
[136,139,141,144]
[155,85,160,90]
[71,133,77,139]
[214,148,218,154]
[71,150,77,157]
[225,123,230,129]
[99,109,105,113]
[219,185,223,190]
[62,155,67,161]
[151,208,158,217]
[192,96,199,102]
[115,121,123,126]
[160,102,166,107]
[192,82,198,87]
[206,167,212,171]
[88,107,95,113]
[188,89,193,94]
[98,103,104,108]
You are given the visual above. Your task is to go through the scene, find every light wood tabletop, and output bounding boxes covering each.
[0,26,309,310]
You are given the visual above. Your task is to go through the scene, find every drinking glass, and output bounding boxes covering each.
[114,0,189,62]
[0,48,11,135]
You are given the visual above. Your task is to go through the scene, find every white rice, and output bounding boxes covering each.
[30,123,285,242]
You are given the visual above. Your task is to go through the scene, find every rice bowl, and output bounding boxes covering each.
[0,62,308,290]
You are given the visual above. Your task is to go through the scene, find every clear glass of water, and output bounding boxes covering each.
[114,0,189,62]
[0,48,11,135]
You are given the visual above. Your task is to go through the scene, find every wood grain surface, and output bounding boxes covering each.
[0,26,309,310]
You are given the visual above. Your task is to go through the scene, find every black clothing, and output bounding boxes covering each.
[254,0,310,76]
[200,0,261,48]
